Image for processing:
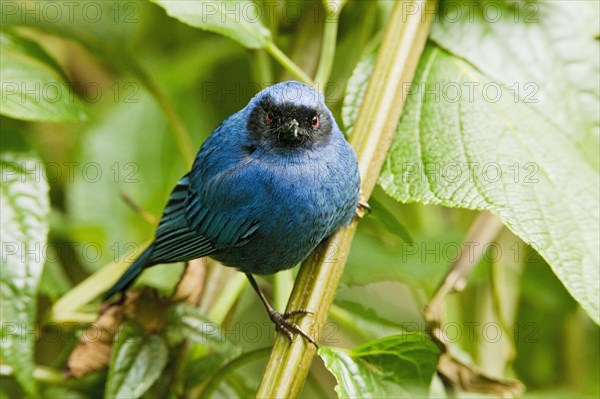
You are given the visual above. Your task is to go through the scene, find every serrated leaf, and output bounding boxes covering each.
[0,30,86,122]
[167,303,239,355]
[319,333,439,398]
[319,347,388,398]
[377,44,599,324]
[105,327,168,399]
[353,334,440,388]
[344,33,600,324]
[431,1,600,168]
[149,0,271,49]
[0,152,50,397]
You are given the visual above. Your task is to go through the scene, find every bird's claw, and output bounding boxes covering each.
[268,309,318,348]
[355,199,371,219]
[283,309,313,317]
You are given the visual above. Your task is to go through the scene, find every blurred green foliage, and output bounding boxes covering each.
[1,1,598,398]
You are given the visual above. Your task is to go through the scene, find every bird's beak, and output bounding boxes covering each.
[286,119,300,138]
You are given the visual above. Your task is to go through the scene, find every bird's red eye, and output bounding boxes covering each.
[311,115,319,128]
[265,111,273,124]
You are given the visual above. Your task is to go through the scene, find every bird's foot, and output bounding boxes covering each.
[268,308,318,348]
[245,274,317,347]
[355,199,371,219]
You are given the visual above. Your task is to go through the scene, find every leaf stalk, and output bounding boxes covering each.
[255,1,436,397]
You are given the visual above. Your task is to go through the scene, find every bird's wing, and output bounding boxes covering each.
[150,163,261,264]
[149,174,215,263]
[185,163,261,249]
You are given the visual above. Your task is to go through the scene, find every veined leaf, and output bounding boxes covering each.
[343,10,600,323]
[431,0,600,168]
[105,326,168,399]
[319,333,439,398]
[380,45,599,324]
[0,152,50,397]
[319,346,388,398]
[167,303,239,355]
[0,30,86,121]
[149,0,271,49]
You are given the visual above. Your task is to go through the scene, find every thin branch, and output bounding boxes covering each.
[256,2,436,397]
[424,211,504,323]
[120,191,159,226]
[50,242,148,322]
[422,211,524,396]
[265,41,314,85]
[314,2,344,88]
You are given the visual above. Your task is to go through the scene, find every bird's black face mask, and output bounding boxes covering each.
[247,98,333,148]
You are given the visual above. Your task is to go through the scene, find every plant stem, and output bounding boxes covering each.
[314,2,344,88]
[51,261,128,322]
[50,243,147,322]
[119,60,198,167]
[423,212,524,396]
[255,2,436,397]
[424,211,504,323]
[140,75,195,167]
[265,41,314,85]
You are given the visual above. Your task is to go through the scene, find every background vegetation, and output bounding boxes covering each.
[1,0,598,398]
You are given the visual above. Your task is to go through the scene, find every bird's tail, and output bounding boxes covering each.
[103,245,154,300]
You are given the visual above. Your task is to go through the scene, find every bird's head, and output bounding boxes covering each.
[246,81,335,149]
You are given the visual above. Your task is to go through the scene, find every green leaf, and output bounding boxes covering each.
[183,353,230,391]
[378,44,599,324]
[0,152,50,397]
[319,346,388,398]
[1,1,145,49]
[331,301,404,341]
[319,333,440,398]
[431,1,600,168]
[0,30,86,122]
[149,0,271,49]
[342,50,376,134]
[105,326,168,399]
[352,334,440,388]
[167,303,239,355]
[343,227,452,294]
[368,197,413,243]
[344,32,600,324]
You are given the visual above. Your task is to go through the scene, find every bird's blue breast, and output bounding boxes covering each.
[186,111,359,274]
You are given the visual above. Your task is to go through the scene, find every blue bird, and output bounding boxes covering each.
[105,81,362,344]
